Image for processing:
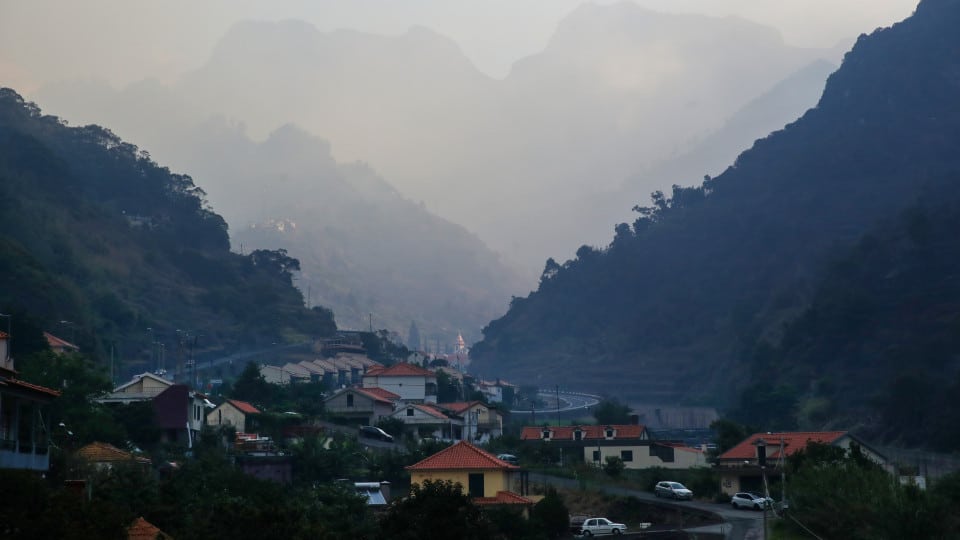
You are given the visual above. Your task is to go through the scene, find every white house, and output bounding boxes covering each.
[362,363,437,403]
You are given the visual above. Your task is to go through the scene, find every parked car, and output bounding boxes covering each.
[654,481,694,500]
[497,453,520,465]
[731,492,773,510]
[359,425,394,442]
[579,517,626,536]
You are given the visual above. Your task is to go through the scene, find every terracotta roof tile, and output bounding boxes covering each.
[0,377,61,398]
[77,442,150,464]
[474,491,534,506]
[43,331,79,351]
[520,424,647,441]
[718,431,848,461]
[357,387,401,402]
[369,362,434,377]
[227,399,260,415]
[437,401,484,414]
[127,517,172,540]
[406,440,519,471]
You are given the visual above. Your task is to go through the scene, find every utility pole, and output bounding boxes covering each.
[555,385,561,426]
[755,438,769,540]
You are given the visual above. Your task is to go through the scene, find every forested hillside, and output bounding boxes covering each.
[471,0,960,443]
[0,89,335,372]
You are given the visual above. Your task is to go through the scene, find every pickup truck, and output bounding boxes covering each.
[577,517,627,536]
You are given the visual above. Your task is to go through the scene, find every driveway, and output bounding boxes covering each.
[530,473,764,540]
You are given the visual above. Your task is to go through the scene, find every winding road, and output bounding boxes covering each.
[511,390,601,414]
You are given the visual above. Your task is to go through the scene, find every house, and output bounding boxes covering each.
[477,379,515,405]
[437,401,504,443]
[323,387,400,426]
[715,431,891,495]
[260,364,301,386]
[44,332,80,354]
[393,403,462,440]
[127,517,173,540]
[406,440,533,515]
[519,424,703,469]
[362,362,437,403]
[76,441,151,470]
[153,385,212,447]
[0,338,61,471]
[207,399,260,433]
[97,372,174,405]
[234,432,292,484]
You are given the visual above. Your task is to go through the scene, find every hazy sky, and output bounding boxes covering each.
[1,0,920,90]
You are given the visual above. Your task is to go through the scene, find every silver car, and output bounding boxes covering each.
[731,492,773,510]
[579,517,626,536]
[654,481,693,500]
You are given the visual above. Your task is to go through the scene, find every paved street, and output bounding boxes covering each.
[530,473,764,540]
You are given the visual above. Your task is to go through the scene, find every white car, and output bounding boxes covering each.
[731,492,773,510]
[654,481,694,500]
[579,517,626,536]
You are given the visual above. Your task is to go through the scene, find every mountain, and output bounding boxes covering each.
[107,7,836,274]
[471,0,960,422]
[0,88,336,374]
[31,80,524,343]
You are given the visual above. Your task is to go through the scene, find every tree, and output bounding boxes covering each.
[592,398,631,425]
[710,418,750,454]
[532,486,570,539]
[228,361,273,407]
[603,456,625,477]
[379,479,493,540]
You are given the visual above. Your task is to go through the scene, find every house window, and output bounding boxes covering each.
[574,430,583,441]
[407,408,414,416]
[468,473,485,497]
[605,429,615,439]
[542,429,551,440]
[621,450,633,462]
[346,394,354,407]
[592,450,601,462]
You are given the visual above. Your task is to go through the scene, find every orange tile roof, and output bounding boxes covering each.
[520,424,647,441]
[474,491,534,506]
[0,376,61,398]
[718,431,848,461]
[368,362,434,377]
[406,440,519,471]
[77,442,151,464]
[227,399,260,415]
[357,387,401,402]
[437,401,484,414]
[43,331,79,351]
[404,403,451,420]
[127,517,172,540]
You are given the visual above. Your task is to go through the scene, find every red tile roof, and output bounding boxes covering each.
[127,517,172,540]
[437,401,485,414]
[401,403,451,420]
[474,491,534,506]
[77,441,151,464]
[718,431,848,461]
[0,330,8,339]
[367,362,434,377]
[227,399,260,415]
[406,440,520,471]
[43,331,79,351]
[357,387,401,403]
[0,376,61,398]
[520,424,647,441]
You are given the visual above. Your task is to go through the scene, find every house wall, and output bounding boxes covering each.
[363,375,434,402]
[260,365,291,386]
[208,404,248,433]
[579,444,705,470]
[409,469,511,498]
[120,376,170,397]
[326,391,394,424]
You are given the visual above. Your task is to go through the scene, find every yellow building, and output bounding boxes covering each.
[406,440,533,513]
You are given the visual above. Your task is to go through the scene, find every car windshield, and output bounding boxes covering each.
[670,483,686,489]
